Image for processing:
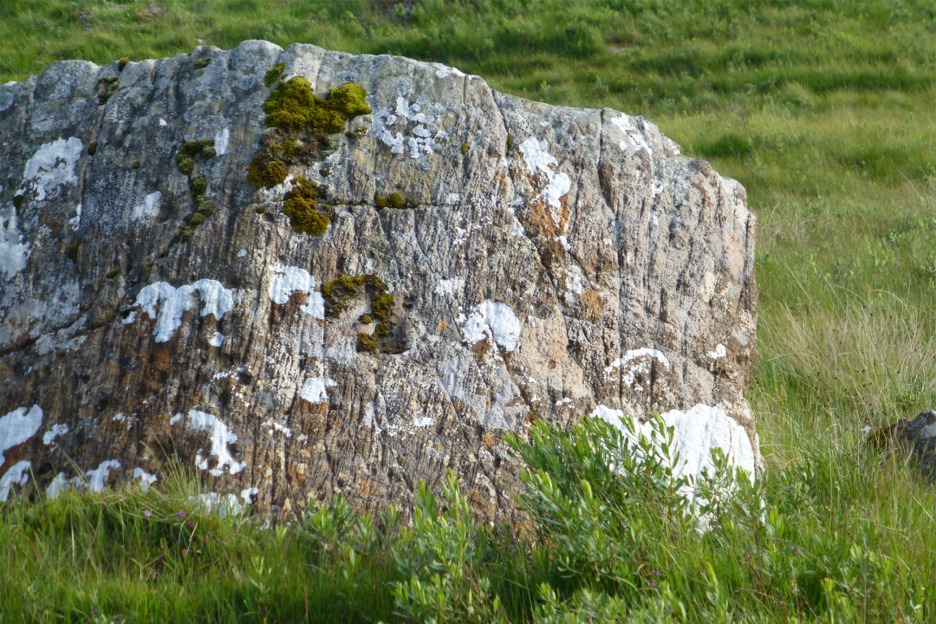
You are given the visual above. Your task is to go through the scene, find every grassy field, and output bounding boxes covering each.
[2,0,935,621]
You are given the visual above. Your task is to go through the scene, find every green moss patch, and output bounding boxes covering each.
[264,62,285,88]
[322,274,402,355]
[374,191,406,210]
[263,79,371,136]
[248,78,371,191]
[66,242,80,263]
[175,139,216,239]
[282,177,330,236]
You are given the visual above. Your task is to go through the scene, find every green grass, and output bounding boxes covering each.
[3,0,936,620]
[3,421,935,621]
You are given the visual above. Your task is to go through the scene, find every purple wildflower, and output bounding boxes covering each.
[177,510,186,519]
[142,509,152,519]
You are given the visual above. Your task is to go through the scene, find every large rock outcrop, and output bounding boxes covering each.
[0,41,757,518]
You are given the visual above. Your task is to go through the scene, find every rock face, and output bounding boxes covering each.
[869,411,936,482]
[0,41,758,518]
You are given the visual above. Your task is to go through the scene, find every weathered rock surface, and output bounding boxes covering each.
[869,411,936,482]
[0,41,758,518]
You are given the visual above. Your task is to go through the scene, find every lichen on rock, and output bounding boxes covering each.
[0,40,758,521]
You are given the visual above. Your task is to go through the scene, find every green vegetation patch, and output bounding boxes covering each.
[322,273,401,354]
[248,75,371,190]
[263,79,371,136]
[374,191,417,210]
[3,417,934,622]
[66,242,79,263]
[264,62,285,87]
[282,177,330,236]
[175,139,216,239]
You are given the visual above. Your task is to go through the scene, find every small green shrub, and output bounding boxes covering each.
[87,142,97,156]
[194,57,211,69]
[66,242,79,263]
[118,57,129,71]
[105,268,121,279]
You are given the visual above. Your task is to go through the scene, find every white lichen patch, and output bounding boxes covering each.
[1,205,30,278]
[604,348,670,391]
[133,467,157,492]
[708,344,727,360]
[241,487,259,505]
[658,404,756,487]
[208,332,225,347]
[591,403,755,507]
[300,377,336,404]
[0,405,43,466]
[434,277,464,297]
[214,127,230,155]
[42,422,69,445]
[518,137,571,210]
[268,264,324,318]
[19,137,83,201]
[196,492,242,517]
[48,460,124,497]
[125,279,235,343]
[182,409,246,476]
[373,96,445,160]
[0,460,31,502]
[460,300,522,352]
[67,204,82,227]
[130,191,162,221]
[85,460,121,492]
[610,115,651,154]
[434,64,466,79]
[46,472,70,499]
[413,416,435,428]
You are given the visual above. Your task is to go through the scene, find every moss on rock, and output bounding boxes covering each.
[264,63,286,88]
[322,274,400,353]
[249,80,372,192]
[282,177,330,236]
